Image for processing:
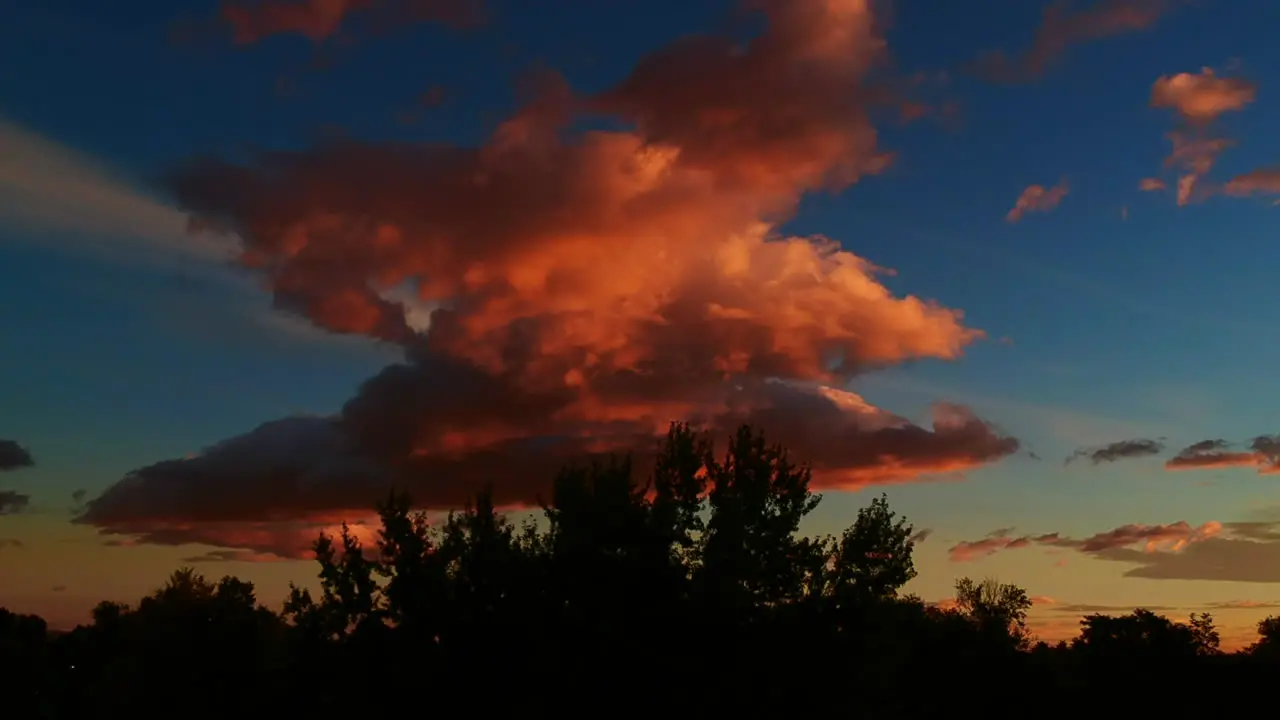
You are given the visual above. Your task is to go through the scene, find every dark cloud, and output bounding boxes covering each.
[0,538,23,549]
[909,528,933,544]
[1065,437,1164,465]
[0,439,34,471]
[0,490,31,515]
[77,380,1018,558]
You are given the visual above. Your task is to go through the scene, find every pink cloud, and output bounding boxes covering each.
[978,0,1179,81]
[949,520,1221,562]
[1223,168,1280,198]
[1151,68,1256,124]
[1006,180,1069,223]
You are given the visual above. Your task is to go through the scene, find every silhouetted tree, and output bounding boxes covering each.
[1250,614,1280,658]
[20,422,1280,717]
[823,493,919,606]
[954,575,1033,648]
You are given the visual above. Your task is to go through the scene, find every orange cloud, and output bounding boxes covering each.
[1138,177,1166,191]
[104,513,387,562]
[978,0,1178,82]
[1006,180,1068,223]
[1224,168,1280,197]
[949,520,1221,562]
[221,0,483,44]
[1165,436,1280,474]
[78,0,1019,557]
[1150,68,1256,124]
[949,527,1057,561]
[1146,68,1256,205]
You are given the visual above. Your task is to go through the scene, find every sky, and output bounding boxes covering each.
[3,0,1280,647]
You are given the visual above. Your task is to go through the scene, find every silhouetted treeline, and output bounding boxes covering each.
[6,424,1280,718]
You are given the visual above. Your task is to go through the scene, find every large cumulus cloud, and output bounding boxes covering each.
[77,0,1019,560]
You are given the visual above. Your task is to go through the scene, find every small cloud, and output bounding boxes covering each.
[0,490,31,515]
[949,519,1221,562]
[1006,180,1069,223]
[976,0,1180,82]
[181,548,293,563]
[948,527,1054,562]
[0,538,24,549]
[0,439,34,471]
[1151,68,1256,124]
[1145,68,1255,206]
[1164,133,1235,206]
[1065,438,1164,465]
[1120,205,1128,221]
[1139,177,1167,191]
[1223,168,1280,198]
[51,585,67,593]
[1049,602,1176,614]
[910,528,933,544]
[1165,435,1280,474]
[1202,599,1280,610]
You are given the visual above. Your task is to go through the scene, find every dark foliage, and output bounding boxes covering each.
[5,423,1277,718]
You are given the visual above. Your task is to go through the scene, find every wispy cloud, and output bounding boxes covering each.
[1145,68,1256,205]
[977,0,1180,82]
[1065,438,1165,466]
[0,118,235,268]
[0,118,432,348]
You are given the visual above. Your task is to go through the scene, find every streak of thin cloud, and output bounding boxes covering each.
[0,117,431,348]
[0,118,235,268]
